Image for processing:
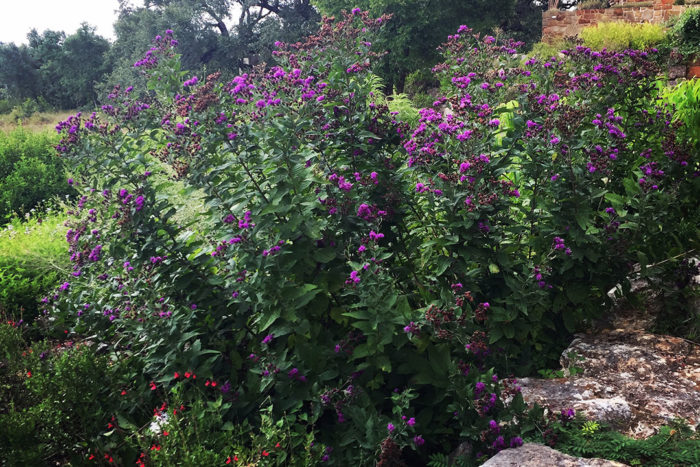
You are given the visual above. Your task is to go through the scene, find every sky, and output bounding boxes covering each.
[0,0,122,45]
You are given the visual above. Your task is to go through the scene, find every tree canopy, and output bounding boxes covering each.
[312,0,518,91]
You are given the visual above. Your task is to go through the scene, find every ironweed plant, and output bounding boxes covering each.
[45,12,698,465]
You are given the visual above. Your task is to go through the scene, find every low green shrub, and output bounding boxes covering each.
[580,22,666,50]
[405,68,439,97]
[526,410,700,466]
[0,128,75,222]
[0,211,69,322]
[528,41,566,59]
[0,323,131,465]
[9,97,52,122]
[670,7,700,58]
[662,78,700,147]
[44,14,700,465]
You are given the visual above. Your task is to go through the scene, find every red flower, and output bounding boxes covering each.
[174,371,180,378]
[151,444,161,451]
[150,381,157,391]
[212,381,217,387]
[225,457,232,464]
[26,371,31,378]
[163,431,169,436]
[275,442,281,448]
[121,390,127,396]
[262,450,270,456]
[184,371,191,378]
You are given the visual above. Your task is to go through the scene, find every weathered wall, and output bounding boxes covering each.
[542,0,690,43]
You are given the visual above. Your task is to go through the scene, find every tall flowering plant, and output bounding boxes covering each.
[401,28,698,362]
[48,15,697,465]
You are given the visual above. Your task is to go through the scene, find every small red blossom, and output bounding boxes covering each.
[26,371,31,378]
[121,390,127,396]
[174,371,180,378]
[184,371,191,378]
[262,450,270,457]
[151,444,161,451]
[150,381,157,390]
[275,442,281,448]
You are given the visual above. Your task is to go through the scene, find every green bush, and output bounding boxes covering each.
[526,411,700,466]
[0,325,127,465]
[580,22,666,50]
[528,41,566,60]
[9,97,52,122]
[405,68,439,97]
[662,78,700,146]
[44,17,700,465]
[0,128,75,222]
[0,211,69,322]
[670,7,700,58]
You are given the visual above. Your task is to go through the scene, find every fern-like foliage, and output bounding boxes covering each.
[366,74,421,126]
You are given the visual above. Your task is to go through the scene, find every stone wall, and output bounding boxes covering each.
[542,0,690,43]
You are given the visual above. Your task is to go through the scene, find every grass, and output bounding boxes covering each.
[0,110,78,134]
[0,208,70,322]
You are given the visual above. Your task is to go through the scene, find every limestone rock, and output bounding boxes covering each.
[518,330,700,438]
[482,443,628,466]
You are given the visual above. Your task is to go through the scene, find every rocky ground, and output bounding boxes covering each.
[491,276,700,465]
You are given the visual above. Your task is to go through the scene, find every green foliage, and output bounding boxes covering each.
[648,257,700,340]
[0,128,75,222]
[9,97,52,121]
[670,7,700,58]
[0,323,127,465]
[312,0,518,91]
[528,41,566,60]
[580,22,667,50]
[405,68,439,97]
[0,211,68,322]
[42,14,700,465]
[532,414,700,466]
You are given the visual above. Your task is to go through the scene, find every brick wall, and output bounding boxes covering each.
[542,0,690,43]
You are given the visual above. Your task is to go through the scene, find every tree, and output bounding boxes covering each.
[0,43,40,102]
[58,24,112,107]
[105,0,319,94]
[312,0,518,92]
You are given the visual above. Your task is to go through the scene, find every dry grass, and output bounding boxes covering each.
[0,110,78,134]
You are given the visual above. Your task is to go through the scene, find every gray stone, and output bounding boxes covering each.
[482,443,628,466]
[518,330,700,438]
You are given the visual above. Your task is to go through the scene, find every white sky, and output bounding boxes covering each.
[0,0,122,45]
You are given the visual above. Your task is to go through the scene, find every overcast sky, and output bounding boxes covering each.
[0,0,122,45]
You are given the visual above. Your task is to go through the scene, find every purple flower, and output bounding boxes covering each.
[352,7,361,15]
[407,417,416,427]
[59,282,70,291]
[509,436,523,448]
[387,423,395,432]
[413,435,425,446]
[262,334,273,344]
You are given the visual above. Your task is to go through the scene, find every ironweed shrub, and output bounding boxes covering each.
[45,12,698,465]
